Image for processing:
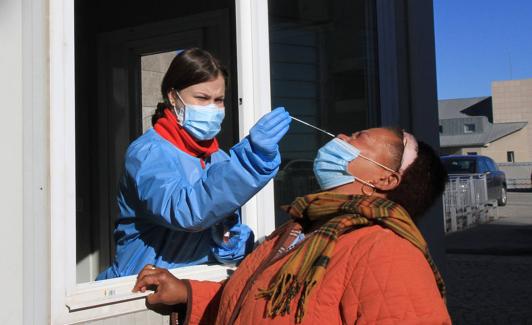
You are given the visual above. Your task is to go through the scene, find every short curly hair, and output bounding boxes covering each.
[387,141,448,219]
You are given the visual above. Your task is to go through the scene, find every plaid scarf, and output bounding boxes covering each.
[257,192,446,323]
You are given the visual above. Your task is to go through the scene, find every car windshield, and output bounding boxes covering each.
[442,158,476,174]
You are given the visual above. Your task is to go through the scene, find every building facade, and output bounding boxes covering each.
[492,79,532,162]
[1,0,445,323]
[439,79,532,163]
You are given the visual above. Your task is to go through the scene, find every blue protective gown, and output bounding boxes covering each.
[96,128,280,279]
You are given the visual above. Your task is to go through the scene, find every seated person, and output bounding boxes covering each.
[133,127,451,324]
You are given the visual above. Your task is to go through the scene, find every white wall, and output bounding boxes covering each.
[0,0,23,324]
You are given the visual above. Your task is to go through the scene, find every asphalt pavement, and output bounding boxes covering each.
[445,192,532,324]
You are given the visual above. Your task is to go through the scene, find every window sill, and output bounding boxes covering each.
[63,264,234,323]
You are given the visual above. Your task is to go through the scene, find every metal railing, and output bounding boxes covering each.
[506,178,532,190]
[442,174,495,233]
[498,162,532,190]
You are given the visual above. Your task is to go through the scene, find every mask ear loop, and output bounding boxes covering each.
[340,139,397,194]
[354,154,399,195]
[172,89,186,124]
[358,153,399,175]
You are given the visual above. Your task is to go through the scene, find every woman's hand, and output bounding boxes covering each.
[132,265,188,305]
[249,106,291,159]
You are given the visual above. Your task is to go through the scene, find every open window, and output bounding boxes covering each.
[75,2,239,283]
[51,0,274,322]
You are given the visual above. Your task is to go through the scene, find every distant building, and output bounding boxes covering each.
[439,78,532,163]
[492,79,532,162]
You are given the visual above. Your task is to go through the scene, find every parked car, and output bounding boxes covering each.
[441,155,507,206]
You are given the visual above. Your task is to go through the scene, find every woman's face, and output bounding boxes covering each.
[337,128,402,185]
[170,75,226,109]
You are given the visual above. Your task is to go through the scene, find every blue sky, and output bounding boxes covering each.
[433,0,532,99]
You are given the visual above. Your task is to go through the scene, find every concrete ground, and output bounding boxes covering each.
[445,192,532,324]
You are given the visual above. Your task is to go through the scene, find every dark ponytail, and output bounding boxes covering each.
[151,48,228,126]
[152,102,171,126]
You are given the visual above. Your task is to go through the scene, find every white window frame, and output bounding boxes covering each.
[235,0,276,238]
[49,0,274,323]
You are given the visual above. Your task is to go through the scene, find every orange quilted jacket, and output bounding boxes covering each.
[183,224,451,324]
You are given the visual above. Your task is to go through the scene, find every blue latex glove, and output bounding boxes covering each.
[211,222,255,265]
[249,107,291,160]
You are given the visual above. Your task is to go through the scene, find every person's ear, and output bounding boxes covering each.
[373,172,401,191]
[167,91,177,107]
[168,90,184,108]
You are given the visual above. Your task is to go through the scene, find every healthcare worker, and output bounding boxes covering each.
[97,48,291,279]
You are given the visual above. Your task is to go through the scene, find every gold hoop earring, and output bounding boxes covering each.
[361,184,376,196]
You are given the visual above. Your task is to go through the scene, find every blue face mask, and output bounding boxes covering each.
[313,138,395,190]
[174,91,225,141]
[313,138,360,190]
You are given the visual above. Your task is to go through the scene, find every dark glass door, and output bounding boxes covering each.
[268,0,380,226]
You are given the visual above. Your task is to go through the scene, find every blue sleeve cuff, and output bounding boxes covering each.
[231,137,281,175]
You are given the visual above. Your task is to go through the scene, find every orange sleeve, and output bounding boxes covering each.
[341,231,451,324]
[183,279,224,325]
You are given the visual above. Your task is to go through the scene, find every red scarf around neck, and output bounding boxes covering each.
[154,108,219,168]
